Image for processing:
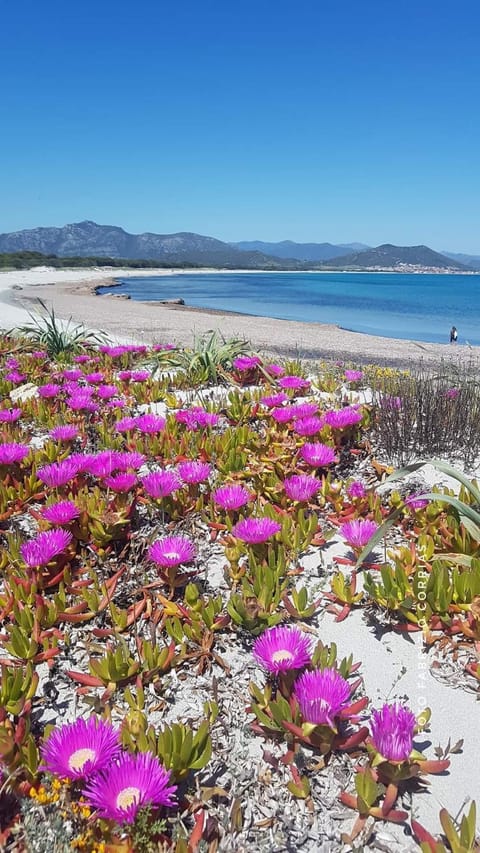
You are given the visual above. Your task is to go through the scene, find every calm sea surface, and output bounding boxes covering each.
[104,272,480,346]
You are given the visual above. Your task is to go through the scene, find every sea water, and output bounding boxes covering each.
[101,272,480,346]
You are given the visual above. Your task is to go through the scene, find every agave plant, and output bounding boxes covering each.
[12,299,109,358]
[170,330,255,384]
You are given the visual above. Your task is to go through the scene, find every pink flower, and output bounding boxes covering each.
[213,484,251,510]
[96,384,119,399]
[61,368,83,380]
[232,517,282,543]
[294,668,351,727]
[445,387,460,399]
[278,375,311,391]
[253,626,311,673]
[177,460,211,484]
[175,407,219,430]
[131,370,150,382]
[135,413,166,434]
[325,407,362,429]
[103,473,138,492]
[294,416,325,436]
[232,356,262,371]
[38,458,82,487]
[118,370,132,381]
[0,442,30,465]
[38,383,61,398]
[115,416,137,433]
[344,369,364,383]
[73,354,92,363]
[271,406,297,423]
[5,371,26,383]
[265,363,285,377]
[290,402,319,419]
[0,408,22,423]
[85,372,105,384]
[340,519,378,550]
[347,480,367,499]
[41,716,121,780]
[260,392,289,407]
[149,535,196,567]
[49,425,79,442]
[20,529,72,567]
[67,393,99,413]
[370,703,416,761]
[42,500,80,524]
[153,343,175,351]
[85,450,124,478]
[284,474,321,502]
[404,493,429,510]
[115,451,145,471]
[300,442,336,467]
[381,395,402,410]
[82,751,177,824]
[142,470,182,498]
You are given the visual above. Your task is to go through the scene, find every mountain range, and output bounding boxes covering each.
[0,221,475,271]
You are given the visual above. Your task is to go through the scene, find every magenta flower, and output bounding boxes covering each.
[40,716,121,780]
[67,393,99,413]
[106,397,126,409]
[5,370,26,383]
[300,442,336,467]
[232,355,262,371]
[175,407,219,429]
[49,425,79,442]
[294,668,351,727]
[253,626,312,673]
[213,484,251,510]
[38,383,61,398]
[82,751,177,824]
[445,387,460,399]
[118,370,132,381]
[20,529,72,568]
[177,460,211,484]
[85,372,105,384]
[42,500,80,525]
[84,450,123,478]
[294,416,325,437]
[115,451,145,471]
[271,406,297,424]
[96,384,118,399]
[265,363,285,377]
[103,473,138,492]
[340,519,378,550]
[324,407,362,429]
[61,368,83,380]
[260,392,289,407]
[142,470,182,498]
[135,413,166,434]
[232,517,282,543]
[278,375,311,391]
[131,370,150,382]
[149,535,196,568]
[32,350,47,359]
[404,493,429,510]
[290,402,319,419]
[283,474,320,502]
[347,480,367,499]
[370,703,416,761]
[0,442,30,465]
[0,408,22,422]
[73,354,92,363]
[38,458,82,487]
[115,416,137,433]
[153,342,175,351]
[344,369,364,382]
[102,345,129,357]
[381,395,402,410]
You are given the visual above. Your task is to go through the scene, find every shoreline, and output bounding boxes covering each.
[1,266,479,369]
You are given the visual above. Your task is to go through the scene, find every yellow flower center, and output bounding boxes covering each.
[116,786,141,810]
[271,649,294,663]
[68,748,96,771]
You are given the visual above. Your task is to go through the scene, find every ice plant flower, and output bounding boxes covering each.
[96,384,118,399]
[370,703,416,762]
[40,716,121,780]
[38,458,82,487]
[294,416,325,436]
[232,517,282,543]
[49,425,79,442]
[42,500,80,525]
[213,483,251,510]
[177,460,211,484]
[142,470,182,498]
[61,369,83,380]
[344,369,364,382]
[340,519,378,550]
[294,668,351,727]
[149,535,196,568]
[131,369,150,381]
[82,751,177,824]
[85,450,124,478]
[290,402,319,419]
[38,383,61,398]
[253,626,312,673]
[260,392,289,407]
[278,375,311,391]
[115,451,145,471]
[445,387,460,399]
[135,413,166,434]
[265,363,285,377]
[0,442,30,465]
[175,407,219,430]
[85,372,105,384]
[347,480,367,499]
[404,493,429,510]
[103,473,138,492]
[283,474,321,502]
[300,442,336,467]
[233,355,262,371]
[115,416,137,433]
[0,408,22,423]
[325,407,362,429]
[271,406,297,423]
[20,529,72,568]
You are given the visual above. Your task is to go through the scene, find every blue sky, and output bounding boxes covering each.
[2,0,480,252]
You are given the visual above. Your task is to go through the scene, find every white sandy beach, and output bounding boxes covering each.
[1,266,480,369]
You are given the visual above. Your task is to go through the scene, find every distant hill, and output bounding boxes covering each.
[233,240,369,261]
[442,251,480,271]
[0,221,302,270]
[324,244,469,270]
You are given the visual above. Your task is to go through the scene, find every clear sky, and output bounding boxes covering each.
[2,0,480,252]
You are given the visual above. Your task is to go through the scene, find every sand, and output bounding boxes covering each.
[1,266,480,369]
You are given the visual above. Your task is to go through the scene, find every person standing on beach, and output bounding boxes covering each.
[450,326,458,343]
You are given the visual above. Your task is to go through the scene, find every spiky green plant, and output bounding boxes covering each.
[170,329,254,384]
[12,298,109,358]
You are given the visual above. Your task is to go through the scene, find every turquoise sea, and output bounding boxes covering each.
[103,272,480,346]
